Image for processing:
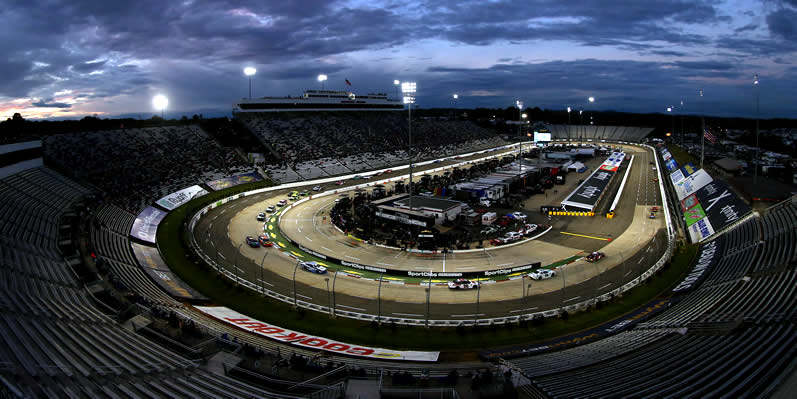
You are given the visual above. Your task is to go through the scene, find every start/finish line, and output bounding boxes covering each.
[195,306,440,362]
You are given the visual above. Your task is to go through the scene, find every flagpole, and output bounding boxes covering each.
[700,89,704,169]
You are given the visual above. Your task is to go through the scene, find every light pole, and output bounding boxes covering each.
[754,74,760,184]
[325,277,332,317]
[318,74,327,90]
[233,242,244,284]
[452,94,459,119]
[402,82,416,207]
[331,270,339,317]
[516,100,523,174]
[152,94,168,120]
[560,267,567,311]
[679,99,685,147]
[579,110,583,141]
[588,96,595,139]
[424,287,431,328]
[259,250,269,295]
[699,89,705,169]
[377,273,384,323]
[393,79,400,100]
[475,283,481,325]
[244,67,256,99]
[567,106,572,139]
[667,106,674,142]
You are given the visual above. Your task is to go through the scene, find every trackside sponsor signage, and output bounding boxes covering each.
[669,169,685,185]
[341,260,386,273]
[683,204,707,227]
[561,169,615,210]
[665,159,678,172]
[680,194,700,212]
[674,169,713,200]
[195,306,439,362]
[298,245,328,260]
[672,239,723,293]
[687,216,715,243]
[694,180,752,232]
[206,171,263,191]
[130,242,206,300]
[130,206,167,243]
[156,185,208,210]
[681,163,697,178]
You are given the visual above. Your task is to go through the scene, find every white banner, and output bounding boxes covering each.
[687,216,715,243]
[156,185,208,210]
[669,169,685,185]
[673,169,713,201]
[195,306,440,362]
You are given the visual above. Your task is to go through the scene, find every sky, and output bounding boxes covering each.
[2,0,797,120]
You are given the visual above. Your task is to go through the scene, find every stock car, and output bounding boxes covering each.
[277,199,287,207]
[508,212,528,221]
[335,180,345,185]
[586,252,606,262]
[256,212,265,221]
[650,206,659,212]
[266,206,276,213]
[300,261,327,274]
[258,235,273,247]
[490,237,510,246]
[520,224,538,235]
[312,185,323,191]
[505,231,523,241]
[447,279,479,289]
[245,236,260,248]
[529,269,556,280]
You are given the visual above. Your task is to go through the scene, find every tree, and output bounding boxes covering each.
[12,113,24,123]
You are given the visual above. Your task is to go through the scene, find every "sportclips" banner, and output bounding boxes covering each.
[195,306,440,362]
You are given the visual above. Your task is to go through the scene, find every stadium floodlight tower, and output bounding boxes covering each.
[754,73,760,184]
[667,106,674,141]
[393,79,400,100]
[244,67,256,99]
[318,74,328,90]
[152,94,168,119]
[587,96,595,139]
[516,100,524,174]
[402,81,416,207]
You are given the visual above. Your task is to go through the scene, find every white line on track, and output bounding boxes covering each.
[450,314,485,318]
[297,227,302,233]
[599,283,612,290]
[396,301,425,304]
[305,236,313,242]
[337,304,366,312]
[414,267,432,270]
[322,247,332,252]
[376,262,395,267]
[392,313,423,317]
[296,294,312,300]
[345,255,361,261]
[564,296,581,303]
[509,307,538,313]
[457,267,476,270]
[496,262,514,267]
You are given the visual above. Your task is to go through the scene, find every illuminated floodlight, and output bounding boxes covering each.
[452,93,459,99]
[401,81,416,104]
[753,74,759,85]
[521,113,527,118]
[152,94,168,112]
[667,107,672,112]
[567,106,571,113]
[394,79,400,85]
[317,74,327,82]
[588,96,595,103]
[516,100,523,109]
[243,67,256,76]
[579,110,583,115]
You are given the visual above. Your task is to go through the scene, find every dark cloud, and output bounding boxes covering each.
[32,99,71,108]
[766,8,797,41]
[71,60,107,72]
[673,61,734,70]
[651,50,687,57]
[734,23,757,33]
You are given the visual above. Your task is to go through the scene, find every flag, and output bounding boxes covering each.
[703,128,717,144]
[345,79,351,86]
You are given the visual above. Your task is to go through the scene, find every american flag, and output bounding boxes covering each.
[704,127,717,144]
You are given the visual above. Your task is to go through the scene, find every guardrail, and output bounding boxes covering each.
[184,140,675,326]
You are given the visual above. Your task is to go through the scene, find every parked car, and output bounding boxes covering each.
[496,216,510,226]
[480,226,498,235]
[505,231,523,241]
[245,236,260,248]
[301,261,327,274]
[447,279,479,289]
[520,224,538,235]
[509,212,527,221]
[490,237,510,246]
[585,252,606,262]
[529,269,556,280]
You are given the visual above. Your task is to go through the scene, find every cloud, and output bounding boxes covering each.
[766,8,797,41]
[31,99,71,108]
[72,60,107,72]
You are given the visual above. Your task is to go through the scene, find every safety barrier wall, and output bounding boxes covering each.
[183,140,675,326]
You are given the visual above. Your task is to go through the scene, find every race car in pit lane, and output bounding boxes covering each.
[586,252,606,262]
[300,261,328,274]
[529,269,556,280]
[447,279,479,289]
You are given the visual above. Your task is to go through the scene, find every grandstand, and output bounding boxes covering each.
[547,124,654,142]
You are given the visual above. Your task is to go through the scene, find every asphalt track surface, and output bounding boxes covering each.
[194,143,666,321]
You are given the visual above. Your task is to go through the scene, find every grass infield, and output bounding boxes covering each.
[158,181,698,355]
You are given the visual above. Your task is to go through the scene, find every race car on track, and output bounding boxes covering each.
[650,206,659,212]
[652,177,659,182]
[300,261,327,274]
[258,235,272,247]
[448,279,479,289]
[586,252,606,262]
[649,212,656,219]
[312,185,322,191]
[265,206,276,213]
[256,212,265,221]
[245,236,260,248]
[529,269,556,280]
[277,199,287,207]
[335,180,345,185]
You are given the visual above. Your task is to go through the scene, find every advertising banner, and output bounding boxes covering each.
[533,132,552,142]
[561,158,616,210]
[156,185,208,210]
[662,151,672,162]
[681,162,697,178]
[206,171,263,191]
[683,204,707,227]
[687,216,715,243]
[680,194,700,212]
[195,306,440,362]
[665,159,678,172]
[669,168,685,185]
[131,242,206,300]
[693,180,752,232]
[672,238,724,293]
[674,169,713,200]
[129,206,167,243]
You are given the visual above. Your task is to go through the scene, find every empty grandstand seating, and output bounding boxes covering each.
[755,201,797,274]
[547,124,654,142]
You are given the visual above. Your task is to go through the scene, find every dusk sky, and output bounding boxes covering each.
[2,0,796,120]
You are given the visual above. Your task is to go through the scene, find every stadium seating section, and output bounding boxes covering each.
[547,124,655,142]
